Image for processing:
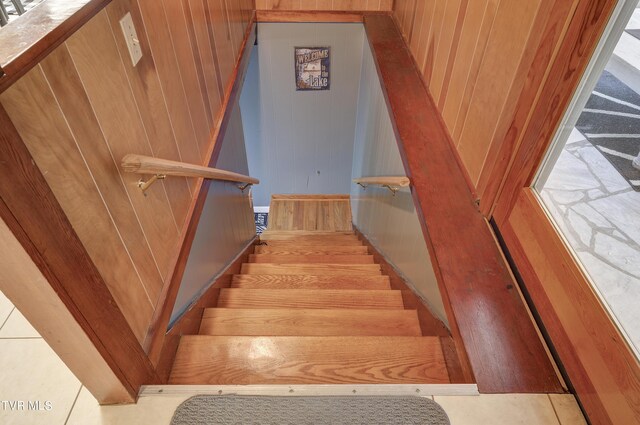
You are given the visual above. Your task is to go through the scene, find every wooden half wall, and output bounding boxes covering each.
[392,0,574,215]
[0,0,255,402]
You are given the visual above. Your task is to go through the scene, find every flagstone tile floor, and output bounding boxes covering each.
[0,292,586,425]
[539,127,640,356]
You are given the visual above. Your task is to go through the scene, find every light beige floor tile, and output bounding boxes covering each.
[67,387,189,425]
[434,394,561,425]
[0,339,81,425]
[0,309,40,338]
[549,394,587,425]
[0,291,14,328]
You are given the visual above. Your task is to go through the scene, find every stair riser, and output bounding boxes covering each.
[253,246,369,255]
[248,254,375,264]
[199,309,422,336]
[218,289,405,309]
[231,274,391,290]
[241,264,381,276]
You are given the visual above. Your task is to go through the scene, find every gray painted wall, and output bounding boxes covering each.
[242,23,365,206]
[351,40,449,326]
[171,102,256,323]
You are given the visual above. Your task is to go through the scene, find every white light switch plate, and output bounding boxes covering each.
[119,12,142,66]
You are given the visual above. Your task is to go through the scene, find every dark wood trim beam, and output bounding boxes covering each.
[363,14,564,393]
[0,104,158,400]
[144,17,258,368]
[0,0,112,94]
[255,10,375,23]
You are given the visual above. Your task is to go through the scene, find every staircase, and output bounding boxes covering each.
[168,195,451,385]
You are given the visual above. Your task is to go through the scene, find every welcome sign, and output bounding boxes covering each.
[294,47,330,91]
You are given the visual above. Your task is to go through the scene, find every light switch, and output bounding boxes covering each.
[119,12,142,66]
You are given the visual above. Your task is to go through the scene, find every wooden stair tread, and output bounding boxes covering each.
[169,336,450,385]
[253,245,369,255]
[199,308,422,336]
[241,263,381,276]
[217,289,404,309]
[248,254,374,264]
[231,274,391,290]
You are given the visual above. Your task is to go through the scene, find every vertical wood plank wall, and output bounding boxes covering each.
[256,0,392,10]
[0,0,253,344]
[392,0,563,211]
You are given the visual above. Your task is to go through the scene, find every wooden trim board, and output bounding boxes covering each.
[362,14,563,393]
[256,10,365,23]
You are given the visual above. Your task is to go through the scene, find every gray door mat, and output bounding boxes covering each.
[170,395,451,425]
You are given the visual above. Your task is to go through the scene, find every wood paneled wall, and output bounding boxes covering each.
[256,0,392,10]
[392,0,555,211]
[0,0,253,344]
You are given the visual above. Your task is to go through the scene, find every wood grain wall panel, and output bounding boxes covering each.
[413,1,435,73]
[65,11,180,279]
[136,0,203,172]
[456,0,542,184]
[256,0,392,10]
[423,0,446,84]
[162,0,214,159]
[450,0,497,142]
[429,0,462,105]
[407,0,426,55]
[105,0,192,227]
[0,67,153,342]
[38,46,165,306]
[440,0,490,132]
[187,0,224,117]
[208,0,235,90]
[394,0,549,201]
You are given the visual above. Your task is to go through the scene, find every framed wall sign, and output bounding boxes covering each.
[294,47,330,91]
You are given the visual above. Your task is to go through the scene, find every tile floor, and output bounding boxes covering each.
[0,287,587,424]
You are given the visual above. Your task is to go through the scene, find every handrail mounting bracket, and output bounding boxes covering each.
[237,182,253,192]
[137,174,166,195]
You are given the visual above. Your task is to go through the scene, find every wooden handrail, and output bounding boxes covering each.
[353,176,409,194]
[353,176,410,187]
[122,154,258,193]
